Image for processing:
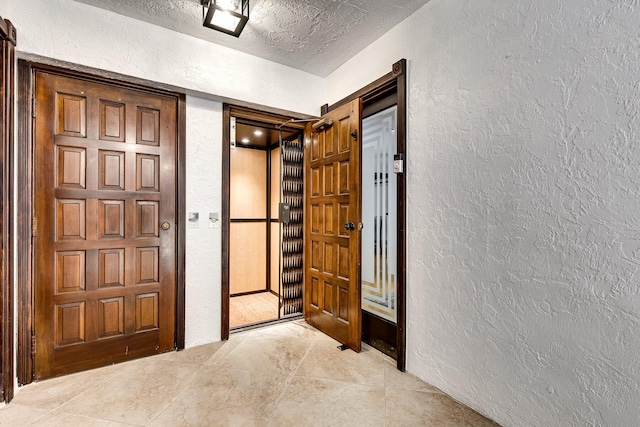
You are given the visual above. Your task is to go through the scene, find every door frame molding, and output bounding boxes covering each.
[221,104,310,340]
[322,59,407,371]
[16,61,187,384]
[0,16,16,403]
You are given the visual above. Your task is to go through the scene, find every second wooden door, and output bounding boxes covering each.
[304,99,362,351]
[33,71,178,379]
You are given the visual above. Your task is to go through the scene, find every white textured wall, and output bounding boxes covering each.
[328,1,640,426]
[185,96,222,346]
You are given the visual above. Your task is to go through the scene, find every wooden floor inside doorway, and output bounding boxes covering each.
[230,292,280,328]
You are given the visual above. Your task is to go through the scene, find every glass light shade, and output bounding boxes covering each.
[203,0,249,37]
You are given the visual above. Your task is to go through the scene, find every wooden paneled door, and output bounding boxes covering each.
[33,71,178,379]
[304,98,362,351]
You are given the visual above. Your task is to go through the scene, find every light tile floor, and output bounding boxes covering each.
[0,321,500,426]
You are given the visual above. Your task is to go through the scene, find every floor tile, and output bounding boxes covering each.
[150,365,291,427]
[1,321,500,427]
[203,334,247,367]
[384,363,444,394]
[153,341,226,366]
[213,335,313,374]
[57,359,199,425]
[0,403,48,426]
[295,339,386,386]
[385,387,499,427]
[268,376,386,427]
[243,320,321,341]
[11,364,120,410]
[28,411,133,427]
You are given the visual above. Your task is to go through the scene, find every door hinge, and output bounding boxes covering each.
[31,335,36,355]
[32,218,37,237]
[32,97,36,118]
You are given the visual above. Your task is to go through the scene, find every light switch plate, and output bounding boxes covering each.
[188,212,199,228]
[393,154,404,174]
[209,212,219,228]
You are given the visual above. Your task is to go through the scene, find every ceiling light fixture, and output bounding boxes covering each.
[253,130,263,136]
[201,0,249,38]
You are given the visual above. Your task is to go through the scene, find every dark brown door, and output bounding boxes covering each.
[304,98,362,351]
[34,72,177,379]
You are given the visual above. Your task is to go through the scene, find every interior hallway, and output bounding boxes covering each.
[0,321,498,426]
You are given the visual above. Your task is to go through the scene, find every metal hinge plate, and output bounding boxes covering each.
[31,335,36,355]
[32,97,36,118]
[32,218,37,237]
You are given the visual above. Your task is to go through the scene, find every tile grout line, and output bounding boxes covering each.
[265,328,319,424]
[23,365,123,421]
[144,339,248,426]
[143,366,207,427]
[384,364,389,427]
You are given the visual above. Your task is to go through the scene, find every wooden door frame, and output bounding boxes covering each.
[221,104,310,340]
[0,15,16,403]
[16,61,187,384]
[321,59,407,371]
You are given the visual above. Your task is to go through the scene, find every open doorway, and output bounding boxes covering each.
[222,105,310,335]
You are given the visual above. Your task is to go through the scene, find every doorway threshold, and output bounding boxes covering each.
[363,335,398,360]
[229,314,304,334]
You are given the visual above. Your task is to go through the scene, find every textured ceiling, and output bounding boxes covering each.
[70,0,428,77]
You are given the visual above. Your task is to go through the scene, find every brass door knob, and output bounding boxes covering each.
[160,221,171,231]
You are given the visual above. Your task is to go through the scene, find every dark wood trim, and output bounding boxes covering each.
[17,61,187,382]
[228,106,308,130]
[0,19,7,39]
[1,17,16,403]
[363,92,397,119]
[324,59,408,371]
[395,64,407,372]
[221,105,231,341]
[266,145,272,295]
[176,94,187,350]
[234,144,269,151]
[16,59,33,386]
[25,62,186,100]
[230,289,272,298]
[0,18,16,45]
[363,311,397,359]
[324,59,405,114]
[235,116,299,133]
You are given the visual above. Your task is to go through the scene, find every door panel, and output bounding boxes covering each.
[304,99,362,351]
[34,72,177,379]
